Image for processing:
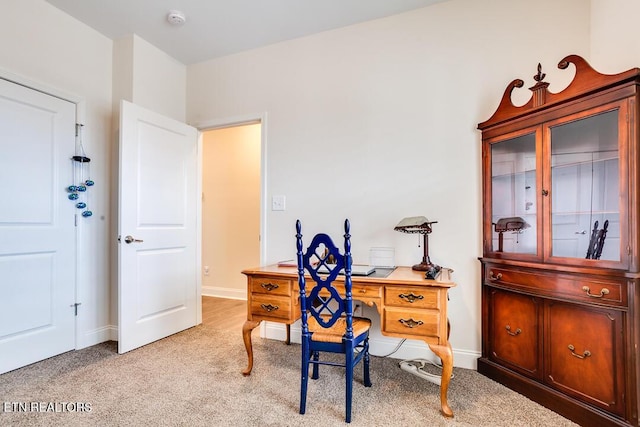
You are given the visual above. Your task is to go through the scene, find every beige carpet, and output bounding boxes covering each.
[0,321,577,426]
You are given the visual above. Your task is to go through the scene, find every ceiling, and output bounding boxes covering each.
[45,0,447,65]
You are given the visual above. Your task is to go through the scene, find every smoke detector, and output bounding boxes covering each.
[167,10,186,25]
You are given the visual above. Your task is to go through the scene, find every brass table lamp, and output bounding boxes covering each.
[394,216,438,272]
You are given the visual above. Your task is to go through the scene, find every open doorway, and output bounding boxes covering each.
[201,123,261,300]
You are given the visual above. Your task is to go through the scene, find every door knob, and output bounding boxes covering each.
[124,235,143,244]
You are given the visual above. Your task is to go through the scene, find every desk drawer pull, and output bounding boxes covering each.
[489,271,502,281]
[581,285,609,298]
[398,292,424,303]
[568,344,591,360]
[260,303,279,312]
[398,318,424,328]
[505,325,521,336]
[260,282,280,292]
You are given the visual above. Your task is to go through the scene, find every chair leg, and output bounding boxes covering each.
[300,340,309,415]
[364,337,372,387]
[311,351,320,380]
[345,346,354,423]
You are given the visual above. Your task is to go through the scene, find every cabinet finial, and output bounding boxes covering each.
[533,63,546,83]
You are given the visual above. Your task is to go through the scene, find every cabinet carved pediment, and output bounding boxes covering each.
[478,54,640,130]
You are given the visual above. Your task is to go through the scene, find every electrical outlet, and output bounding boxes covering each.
[203,266,210,276]
[272,195,286,211]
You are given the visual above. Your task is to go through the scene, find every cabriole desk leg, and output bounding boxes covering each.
[428,341,454,418]
[242,320,261,376]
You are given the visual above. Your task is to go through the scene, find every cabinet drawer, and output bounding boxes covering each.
[249,277,293,297]
[485,266,626,307]
[383,307,440,340]
[545,301,625,416]
[384,286,440,309]
[250,294,293,321]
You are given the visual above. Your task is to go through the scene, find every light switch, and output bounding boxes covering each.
[272,195,286,211]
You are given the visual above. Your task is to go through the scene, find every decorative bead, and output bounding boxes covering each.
[76,202,86,209]
[77,185,87,192]
[68,193,79,200]
[85,180,94,186]
[68,185,77,192]
[82,211,93,217]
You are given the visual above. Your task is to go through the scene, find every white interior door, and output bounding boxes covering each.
[118,100,200,354]
[0,78,76,374]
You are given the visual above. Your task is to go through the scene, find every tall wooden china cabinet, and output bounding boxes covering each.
[477,55,640,427]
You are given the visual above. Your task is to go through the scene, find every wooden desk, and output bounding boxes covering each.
[241,265,456,418]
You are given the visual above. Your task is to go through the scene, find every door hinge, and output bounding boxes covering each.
[75,123,83,137]
[70,302,82,316]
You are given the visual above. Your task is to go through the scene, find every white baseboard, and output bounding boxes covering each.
[263,322,479,370]
[202,286,246,300]
[76,325,117,350]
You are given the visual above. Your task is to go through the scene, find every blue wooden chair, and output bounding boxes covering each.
[295,219,372,423]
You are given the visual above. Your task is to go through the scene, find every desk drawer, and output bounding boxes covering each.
[383,307,440,339]
[326,283,381,299]
[249,277,293,297]
[485,265,626,307]
[250,294,293,321]
[384,286,440,309]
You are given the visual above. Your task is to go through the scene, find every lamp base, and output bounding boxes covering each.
[411,262,432,271]
[413,260,441,279]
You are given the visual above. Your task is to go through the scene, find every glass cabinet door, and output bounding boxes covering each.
[549,109,620,262]
[491,133,537,255]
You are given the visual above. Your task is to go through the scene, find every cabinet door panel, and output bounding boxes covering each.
[547,106,626,268]
[489,132,538,256]
[545,302,624,416]
[489,288,542,379]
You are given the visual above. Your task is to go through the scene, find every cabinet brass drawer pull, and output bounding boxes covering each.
[489,271,502,280]
[505,325,521,336]
[568,344,591,359]
[581,286,609,298]
[260,282,279,291]
[399,318,424,328]
[260,303,279,312]
[398,292,424,303]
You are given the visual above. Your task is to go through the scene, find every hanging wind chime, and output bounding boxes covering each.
[67,124,94,217]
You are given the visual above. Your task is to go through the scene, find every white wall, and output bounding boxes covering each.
[0,0,113,348]
[590,0,640,72]
[186,0,592,367]
[112,34,186,123]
